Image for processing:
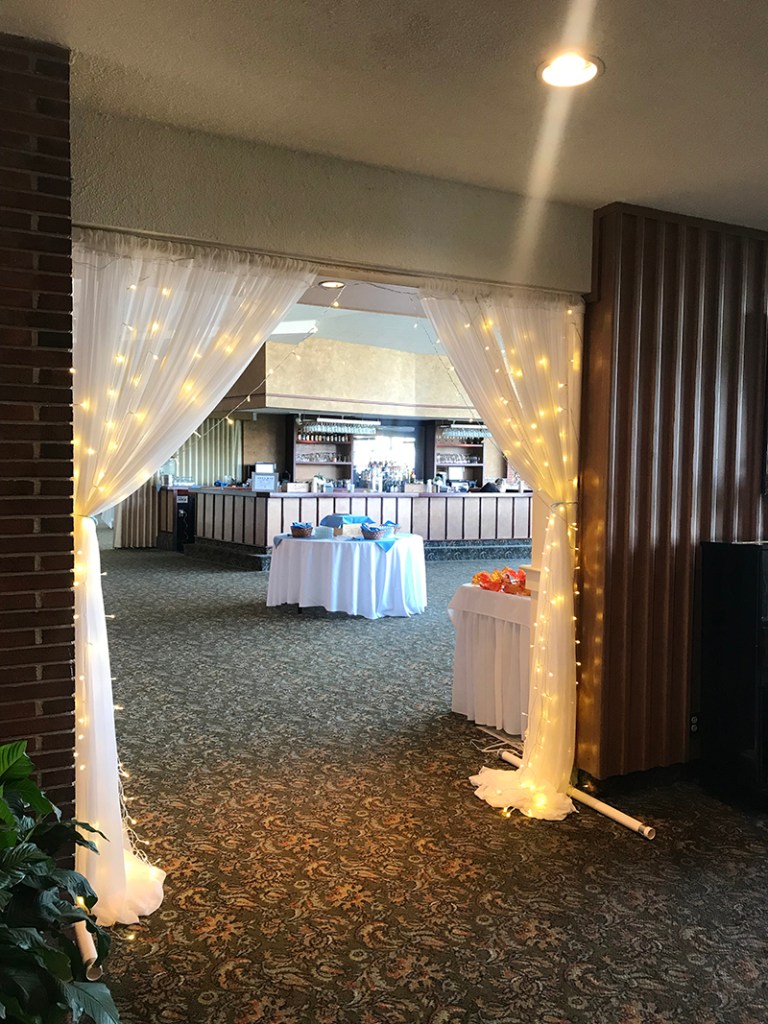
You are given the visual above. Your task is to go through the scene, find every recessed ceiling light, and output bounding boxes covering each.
[318,280,346,289]
[539,52,603,88]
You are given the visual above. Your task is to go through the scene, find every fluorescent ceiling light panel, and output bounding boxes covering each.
[272,320,318,335]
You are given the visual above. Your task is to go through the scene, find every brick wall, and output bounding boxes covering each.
[0,34,74,816]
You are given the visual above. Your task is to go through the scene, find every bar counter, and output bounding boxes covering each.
[187,488,532,548]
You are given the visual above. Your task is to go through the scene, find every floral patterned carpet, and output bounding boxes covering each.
[100,546,768,1024]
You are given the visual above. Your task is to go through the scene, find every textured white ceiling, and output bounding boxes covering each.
[4,0,768,227]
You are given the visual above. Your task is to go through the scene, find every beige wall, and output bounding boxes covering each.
[482,440,506,481]
[242,416,286,473]
[247,337,474,419]
[71,108,592,293]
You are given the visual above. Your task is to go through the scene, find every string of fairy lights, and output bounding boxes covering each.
[71,247,320,938]
[451,299,581,815]
[186,280,584,819]
[192,279,482,444]
[93,271,583,867]
[401,288,583,816]
[192,279,355,441]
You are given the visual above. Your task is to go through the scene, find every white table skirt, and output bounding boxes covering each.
[267,534,427,619]
[448,584,531,736]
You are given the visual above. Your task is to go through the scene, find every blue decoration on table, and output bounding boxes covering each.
[353,525,402,551]
[319,514,375,528]
[372,536,399,552]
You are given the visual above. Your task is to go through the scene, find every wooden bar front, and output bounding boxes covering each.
[193,490,532,548]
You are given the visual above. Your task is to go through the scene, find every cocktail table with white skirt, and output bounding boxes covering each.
[448,584,531,736]
[267,533,427,620]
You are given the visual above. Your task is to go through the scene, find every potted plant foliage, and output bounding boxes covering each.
[0,740,121,1023]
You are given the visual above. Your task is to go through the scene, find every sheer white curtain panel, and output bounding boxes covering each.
[73,228,314,923]
[421,283,583,820]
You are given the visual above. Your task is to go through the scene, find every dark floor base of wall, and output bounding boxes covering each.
[576,760,768,817]
[183,539,271,571]
[184,537,532,572]
[422,540,531,563]
[575,761,699,796]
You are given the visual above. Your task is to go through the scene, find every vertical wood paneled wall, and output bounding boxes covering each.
[175,417,243,486]
[114,479,159,549]
[578,203,768,779]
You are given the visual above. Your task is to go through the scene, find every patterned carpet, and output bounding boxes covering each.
[99,546,768,1024]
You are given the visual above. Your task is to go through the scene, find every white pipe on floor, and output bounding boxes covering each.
[498,750,657,840]
[73,920,103,980]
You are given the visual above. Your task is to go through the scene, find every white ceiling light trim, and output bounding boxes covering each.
[539,52,603,87]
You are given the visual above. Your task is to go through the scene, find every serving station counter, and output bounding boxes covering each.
[191,488,532,548]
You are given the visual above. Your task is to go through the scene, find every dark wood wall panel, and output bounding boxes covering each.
[579,204,768,779]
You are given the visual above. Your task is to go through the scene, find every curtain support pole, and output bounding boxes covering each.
[72,920,103,981]
[498,749,656,840]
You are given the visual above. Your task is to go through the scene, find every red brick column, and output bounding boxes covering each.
[0,34,74,815]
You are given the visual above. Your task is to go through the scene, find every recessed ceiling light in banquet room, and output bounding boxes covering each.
[539,52,603,88]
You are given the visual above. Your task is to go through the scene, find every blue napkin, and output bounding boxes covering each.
[350,535,400,552]
[320,514,375,528]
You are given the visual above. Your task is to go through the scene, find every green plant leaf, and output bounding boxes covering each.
[0,960,58,1018]
[46,870,97,911]
[0,925,48,950]
[33,891,90,928]
[7,780,58,823]
[0,846,53,890]
[0,794,16,828]
[36,947,73,984]
[0,744,119,1024]
[0,992,40,1024]
[57,981,120,1024]
[0,743,33,784]
[29,823,99,858]
[0,845,51,871]
[0,826,17,850]
[70,821,108,842]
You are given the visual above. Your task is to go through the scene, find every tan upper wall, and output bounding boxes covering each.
[71,107,593,293]
[216,337,476,420]
[266,336,470,419]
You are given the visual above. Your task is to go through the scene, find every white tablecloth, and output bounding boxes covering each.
[267,534,427,619]
[448,583,531,736]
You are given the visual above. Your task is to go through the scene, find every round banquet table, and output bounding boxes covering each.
[448,583,531,736]
[266,534,427,619]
